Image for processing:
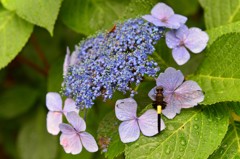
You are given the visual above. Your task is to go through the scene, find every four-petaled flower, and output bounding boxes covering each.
[149,67,204,119]
[46,92,79,135]
[166,25,209,65]
[142,3,187,29]
[115,98,165,143]
[59,112,98,154]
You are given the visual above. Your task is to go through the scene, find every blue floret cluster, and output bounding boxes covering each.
[63,18,164,109]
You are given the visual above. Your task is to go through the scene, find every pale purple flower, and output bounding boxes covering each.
[149,67,204,119]
[63,47,78,76]
[142,3,187,29]
[59,112,98,154]
[115,98,165,143]
[46,92,79,135]
[166,25,209,65]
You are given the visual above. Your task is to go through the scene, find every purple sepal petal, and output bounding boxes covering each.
[66,112,86,132]
[166,14,187,29]
[59,123,75,135]
[138,109,159,136]
[151,3,174,19]
[185,28,209,53]
[47,111,62,135]
[166,30,180,49]
[172,46,190,65]
[63,98,79,115]
[142,15,167,27]
[175,25,188,39]
[175,80,204,108]
[156,67,184,92]
[63,47,71,76]
[148,86,157,101]
[46,92,62,111]
[60,134,82,155]
[119,120,140,143]
[115,98,137,121]
[80,132,98,152]
[162,96,181,119]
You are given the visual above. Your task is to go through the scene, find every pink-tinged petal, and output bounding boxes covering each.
[66,112,86,132]
[60,134,82,155]
[174,80,204,108]
[156,67,184,92]
[142,15,168,27]
[162,95,181,119]
[175,25,188,39]
[172,46,190,65]
[115,98,137,121]
[63,47,71,76]
[138,109,158,136]
[59,123,75,135]
[47,111,62,135]
[151,3,174,20]
[166,30,180,49]
[70,50,78,65]
[148,86,157,101]
[185,28,209,53]
[80,132,98,152]
[46,92,62,111]
[119,120,140,143]
[63,98,79,115]
[166,14,187,29]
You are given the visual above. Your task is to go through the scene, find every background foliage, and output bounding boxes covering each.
[0,0,240,159]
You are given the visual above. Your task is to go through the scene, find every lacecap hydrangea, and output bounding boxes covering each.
[62,18,165,109]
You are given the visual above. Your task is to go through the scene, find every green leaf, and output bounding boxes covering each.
[207,21,240,46]
[0,6,33,69]
[209,121,240,159]
[60,0,129,35]
[2,0,62,35]
[125,104,229,159]
[231,102,240,116]
[0,86,38,119]
[199,0,240,29]
[106,134,125,159]
[17,107,58,159]
[189,33,240,105]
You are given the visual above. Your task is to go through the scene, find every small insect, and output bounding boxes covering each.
[152,86,167,133]
[108,24,116,33]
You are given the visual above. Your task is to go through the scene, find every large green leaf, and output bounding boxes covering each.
[209,121,240,159]
[189,33,240,105]
[60,0,129,35]
[199,0,240,29]
[2,0,62,35]
[0,86,38,119]
[125,104,229,159]
[17,107,58,159]
[207,21,240,46]
[0,6,33,69]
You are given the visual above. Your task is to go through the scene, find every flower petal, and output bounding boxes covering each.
[63,98,79,115]
[63,47,71,76]
[115,98,137,121]
[59,123,75,135]
[148,86,157,101]
[151,3,174,20]
[46,92,62,111]
[60,134,82,155]
[172,46,190,65]
[80,132,98,152]
[166,14,187,29]
[138,109,164,136]
[175,25,189,39]
[174,80,204,108]
[119,120,140,143]
[162,95,181,119]
[166,30,180,49]
[185,28,209,53]
[156,67,184,92]
[142,15,168,27]
[47,111,62,135]
[66,112,86,132]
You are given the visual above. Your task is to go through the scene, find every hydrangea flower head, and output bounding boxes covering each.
[63,18,164,109]
[149,67,204,119]
[46,92,79,135]
[166,25,209,65]
[115,98,165,143]
[142,3,187,29]
[59,111,98,154]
